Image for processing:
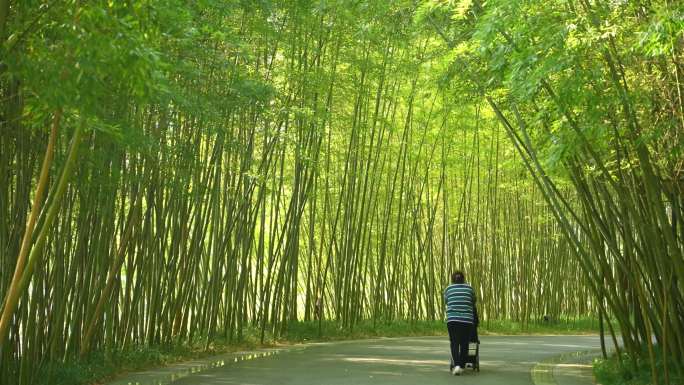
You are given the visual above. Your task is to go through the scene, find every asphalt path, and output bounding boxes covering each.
[169,335,600,385]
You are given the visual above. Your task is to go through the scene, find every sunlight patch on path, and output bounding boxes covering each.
[531,350,601,385]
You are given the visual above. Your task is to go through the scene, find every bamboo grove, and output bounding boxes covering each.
[419,0,684,382]
[0,1,682,384]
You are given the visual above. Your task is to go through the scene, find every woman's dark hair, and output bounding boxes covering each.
[452,271,465,284]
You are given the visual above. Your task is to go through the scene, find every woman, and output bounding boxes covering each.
[444,270,477,375]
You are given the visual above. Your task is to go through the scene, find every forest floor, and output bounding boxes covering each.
[105,335,601,385]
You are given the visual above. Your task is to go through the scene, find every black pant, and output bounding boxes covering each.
[447,321,472,368]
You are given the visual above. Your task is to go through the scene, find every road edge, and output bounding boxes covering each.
[104,345,308,385]
[531,349,601,385]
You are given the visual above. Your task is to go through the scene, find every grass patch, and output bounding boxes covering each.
[37,340,262,385]
[39,317,603,384]
[40,346,189,385]
[480,316,604,335]
[283,319,447,342]
[594,350,683,385]
[282,316,602,342]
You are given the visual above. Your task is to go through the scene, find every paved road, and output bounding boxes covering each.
[169,335,600,385]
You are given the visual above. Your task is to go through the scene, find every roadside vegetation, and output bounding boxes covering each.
[595,352,684,385]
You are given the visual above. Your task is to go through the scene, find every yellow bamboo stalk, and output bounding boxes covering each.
[0,110,60,344]
[0,119,83,349]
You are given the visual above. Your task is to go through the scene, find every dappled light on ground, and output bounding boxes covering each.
[166,336,600,385]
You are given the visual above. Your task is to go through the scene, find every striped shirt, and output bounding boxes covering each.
[444,283,476,324]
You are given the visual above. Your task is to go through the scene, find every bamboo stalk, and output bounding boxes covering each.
[0,120,83,349]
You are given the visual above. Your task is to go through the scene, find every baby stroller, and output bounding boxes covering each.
[449,327,480,372]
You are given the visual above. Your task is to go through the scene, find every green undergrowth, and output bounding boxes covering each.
[480,317,606,335]
[282,319,447,341]
[42,317,603,385]
[38,340,258,385]
[282,317,603,342]
[594,350,683,385]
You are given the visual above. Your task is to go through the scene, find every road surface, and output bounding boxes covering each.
[169,335,599,385]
